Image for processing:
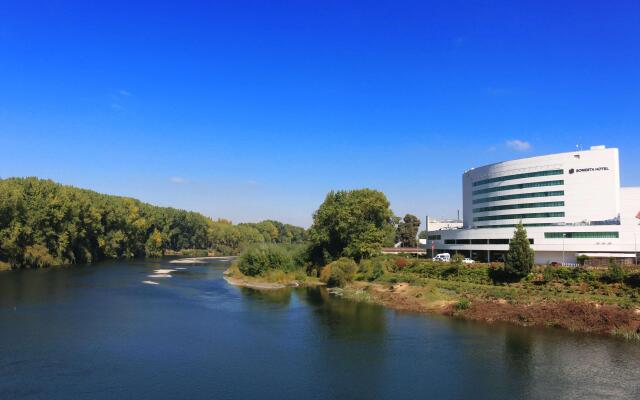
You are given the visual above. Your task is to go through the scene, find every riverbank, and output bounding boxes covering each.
[339,280,640,339]
[225,262,640,340]
[223,264,324,289]
[170,256,236,264]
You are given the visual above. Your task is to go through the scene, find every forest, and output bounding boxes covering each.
[0,177,305,269]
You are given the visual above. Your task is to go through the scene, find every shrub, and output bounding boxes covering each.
[369,262,385,281]
[286,244,310,270]
[451,253,465,265]
[238,245,294,276]
[393,257,409,271]
[454,298,470,311]
[358,257,389,281]
[541,266,555,283]
[320,257,358,287]
[605,259,626,283]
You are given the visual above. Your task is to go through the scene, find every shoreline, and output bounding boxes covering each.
[169,256,237,264]
[340,281,640,339]
[223,267,325,290]
[224,267,640,340]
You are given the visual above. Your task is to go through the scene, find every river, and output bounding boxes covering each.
[1,259,639,399]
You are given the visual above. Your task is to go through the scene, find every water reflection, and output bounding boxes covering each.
[0,268,75,307]
[300,287,387,340]
[2,260,640,400]
[239,287,293,307]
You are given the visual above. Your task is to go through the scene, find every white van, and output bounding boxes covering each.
[432,253,451,262]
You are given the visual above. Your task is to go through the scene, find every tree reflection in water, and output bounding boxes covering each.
[299,287,387,340]
[238,287,293,308]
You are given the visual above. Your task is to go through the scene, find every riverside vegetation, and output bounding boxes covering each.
[228,190,640,339]
[0,177,305,270]
[3,179,639,338]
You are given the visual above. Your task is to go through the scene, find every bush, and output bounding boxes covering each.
[605,259,626,283]
[541,266,555,283]
[454,298,470,311]
[393,257,409,271]
[320,257,358,287]
[237,245,294,276]
[369,262,385,281]
[358,257,389,281]
[451,253,464,265]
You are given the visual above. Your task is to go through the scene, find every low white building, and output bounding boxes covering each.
[426,146,640,265]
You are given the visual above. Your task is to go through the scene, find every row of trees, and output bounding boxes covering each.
[304,189,535,280]
[0,178,305,269]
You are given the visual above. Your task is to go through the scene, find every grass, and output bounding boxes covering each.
[359,257,640,308]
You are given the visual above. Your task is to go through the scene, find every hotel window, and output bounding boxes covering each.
[456,239,471,244]
[474,212,565,222]
[471,239,488,244]
[473,201,564,213]
[473,191,564,204]
[544,232,619,239]
[473,169,563,187]
[477,223,556,228]
[472,180,564,195]
[488,239,510,244]
[444,239,456,244]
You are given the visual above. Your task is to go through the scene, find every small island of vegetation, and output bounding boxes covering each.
[226,188,640,340]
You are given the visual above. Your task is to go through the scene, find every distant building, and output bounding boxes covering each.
[426,217,463,232]
[425,146,640,265]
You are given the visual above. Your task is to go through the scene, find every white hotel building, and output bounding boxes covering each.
[427,146,640,265]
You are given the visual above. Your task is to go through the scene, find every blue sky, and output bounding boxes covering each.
[1,1,639,227]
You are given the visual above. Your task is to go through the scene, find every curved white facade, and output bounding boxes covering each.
[463,146,620,229]
[428,146,639,265]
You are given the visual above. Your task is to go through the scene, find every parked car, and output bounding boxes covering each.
[432,253,451,262]
[463,258,475,264]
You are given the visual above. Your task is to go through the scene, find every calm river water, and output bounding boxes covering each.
[1,259,639,399]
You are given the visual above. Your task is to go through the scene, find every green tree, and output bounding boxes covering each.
[504,222,535,278]
[396,214,421,247]
[145,228,165,257]
[237,244,294,276]
[307,189,395,264]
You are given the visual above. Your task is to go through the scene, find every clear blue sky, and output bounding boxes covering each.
[1,1,638,227]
